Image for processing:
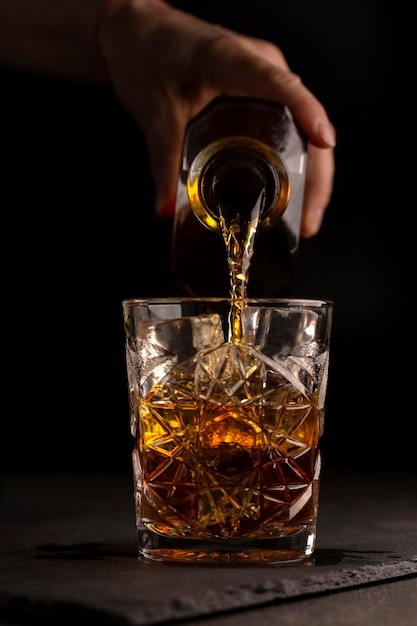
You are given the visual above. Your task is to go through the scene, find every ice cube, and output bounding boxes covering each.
[133,313,225,395]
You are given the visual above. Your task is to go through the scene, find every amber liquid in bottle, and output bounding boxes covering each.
[171,97,307,298]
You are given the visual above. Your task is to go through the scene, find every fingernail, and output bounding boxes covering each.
[318,122,336,147]
[157,196,176,218]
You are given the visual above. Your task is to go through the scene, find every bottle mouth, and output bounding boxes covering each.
[187,137,291,234]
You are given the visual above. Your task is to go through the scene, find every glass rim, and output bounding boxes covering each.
[122,296,333,308]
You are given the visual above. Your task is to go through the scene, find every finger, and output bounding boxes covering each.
[300,143,335,238]
[140,98,189,217]
[199,29,336,149]
[239,35,291,71]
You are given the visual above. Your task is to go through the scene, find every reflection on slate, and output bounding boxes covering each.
[0,470,416,625]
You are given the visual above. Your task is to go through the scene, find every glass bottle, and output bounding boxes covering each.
[171,96,307,297]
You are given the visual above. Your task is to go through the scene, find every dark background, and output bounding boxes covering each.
[1,1,408,472]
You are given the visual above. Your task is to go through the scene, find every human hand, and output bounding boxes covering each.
[96,0,335,237]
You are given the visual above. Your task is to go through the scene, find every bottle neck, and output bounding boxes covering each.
[187,136,291,234]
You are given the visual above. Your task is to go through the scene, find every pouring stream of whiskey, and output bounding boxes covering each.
[219,189,265,343]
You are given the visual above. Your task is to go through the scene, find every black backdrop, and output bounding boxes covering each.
[1,1,408,471]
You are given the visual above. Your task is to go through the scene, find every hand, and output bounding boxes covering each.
[96,0,336,237]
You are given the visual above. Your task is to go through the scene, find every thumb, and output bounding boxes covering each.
[141,106,186,218]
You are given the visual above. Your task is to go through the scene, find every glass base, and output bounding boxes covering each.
[137,524,316,565]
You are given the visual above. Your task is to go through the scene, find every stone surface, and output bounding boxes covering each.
[1,469,416,625]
